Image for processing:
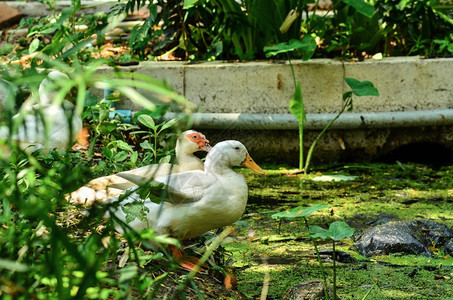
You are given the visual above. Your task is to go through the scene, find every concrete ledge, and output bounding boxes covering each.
[109,57,453,115]
[97,57,453,163]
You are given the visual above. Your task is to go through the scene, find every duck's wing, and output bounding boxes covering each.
[118,169,215,204]
[154,171,216,205]
[113,163,177,188]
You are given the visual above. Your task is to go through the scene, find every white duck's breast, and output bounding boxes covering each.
[165,171,249,239]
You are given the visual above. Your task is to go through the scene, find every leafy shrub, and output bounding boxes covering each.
[112,0,452,60]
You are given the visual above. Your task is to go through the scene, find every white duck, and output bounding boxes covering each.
[109,140,265,240]
[69,130,212,204]
[0,71,82,154]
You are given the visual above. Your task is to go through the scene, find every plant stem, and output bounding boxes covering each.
[287,56,304,170]
[332,240,336,300]
[88,132,100,157]
[304,96,352,174]
[299,124,304,171]
[304,217,330,300]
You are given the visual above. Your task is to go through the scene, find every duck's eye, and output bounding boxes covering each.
[234,146,240,150]
[192,134,199,139]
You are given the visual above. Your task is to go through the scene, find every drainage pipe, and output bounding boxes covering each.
[160,109,453,130]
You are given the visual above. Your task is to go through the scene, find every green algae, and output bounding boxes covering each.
[226,162,453,299]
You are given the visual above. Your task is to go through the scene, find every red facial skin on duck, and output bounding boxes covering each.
[187,132,212,152]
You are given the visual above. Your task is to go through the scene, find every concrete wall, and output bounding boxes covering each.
[97,57,453,164]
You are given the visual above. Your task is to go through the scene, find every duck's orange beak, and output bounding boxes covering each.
[242,153,266,174]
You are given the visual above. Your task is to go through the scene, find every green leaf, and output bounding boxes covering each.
[342,0,375,18]
[289,83,306,125]
[113,151,129,162]
[344,78,379,97]
[183,0,198,9]
[159,118,178,132]
[328,221,355,240]
[102,147,113,160]
[309,225,330,239]
[121,201,150,223]
[159,155,171,164]
[136,182,165,204]
[271,204,329,220]
[264,36,317,60]
[310,221,355,240]
[131,151,138,164]
[137,114,156,129]
[99,122,117,135]
[29,38,40,54]
[109,140,134,152]
[140,141,154,150]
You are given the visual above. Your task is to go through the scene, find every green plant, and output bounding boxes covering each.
[264,37,317,170]
[310,221,355,299]
[373,0,453,57]
[303,78,379,173]
[131,115,179,164]
[0,56,196,299]
[264,39,379,173]
[272,204,355,300]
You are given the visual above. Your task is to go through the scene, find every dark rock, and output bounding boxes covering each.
[283,279,338,300]
[407,268,418,278]
[317,249,357,263]
[444,239,453,256]
[352,220,453,257]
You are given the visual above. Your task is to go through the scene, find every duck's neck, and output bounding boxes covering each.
[205,159,235,177]
[175,143,203,171]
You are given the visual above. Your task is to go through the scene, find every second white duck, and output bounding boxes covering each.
[69,130,211,204]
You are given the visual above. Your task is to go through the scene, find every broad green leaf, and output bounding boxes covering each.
[345,78,379,97]
[328,221,355,240]
[264,36,317,60]
[138,114,155,129]
[289,83,306,125]
[309,225,329,239]
[310,221,355,240]
[271,203,329,220]
[29,38,40,54]
[342,0,375,18]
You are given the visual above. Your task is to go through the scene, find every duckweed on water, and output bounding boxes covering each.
[228,162,453,299]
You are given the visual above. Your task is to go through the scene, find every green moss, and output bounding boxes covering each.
[228,162,453,299]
